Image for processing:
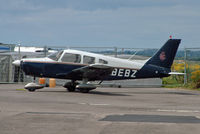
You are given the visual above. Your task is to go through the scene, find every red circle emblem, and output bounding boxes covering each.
[159,51,166,61]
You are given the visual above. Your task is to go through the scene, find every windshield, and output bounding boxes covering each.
[48,51,63,61]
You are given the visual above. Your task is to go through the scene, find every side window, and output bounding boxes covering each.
[99,59,108,64]
[61,53,81,63]
[83,56,95,64]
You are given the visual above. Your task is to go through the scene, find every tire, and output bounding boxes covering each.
[28,88,36,92]
[67,86,75,92]
[63,82,71,88]
[64,81,78,92]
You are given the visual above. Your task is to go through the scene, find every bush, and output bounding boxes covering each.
[191,70,200,88]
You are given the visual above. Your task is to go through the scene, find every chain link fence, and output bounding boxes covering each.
[0,54,13,83]
[184,48,200,85]
[163,48,200,87]
[1,45,199,87]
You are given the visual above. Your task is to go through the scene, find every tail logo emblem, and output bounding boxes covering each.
[159,51,166,61]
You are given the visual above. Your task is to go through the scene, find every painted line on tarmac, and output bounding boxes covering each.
[78,103,87,105]
[78,103,110,106]
[89,103,110,106]
[157,109,200,113]
[100,114,200,123]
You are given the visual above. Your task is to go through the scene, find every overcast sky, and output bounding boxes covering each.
[0,0,200,48]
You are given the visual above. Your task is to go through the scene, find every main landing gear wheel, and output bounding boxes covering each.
[67,86,75,92]
[63,81,78,92]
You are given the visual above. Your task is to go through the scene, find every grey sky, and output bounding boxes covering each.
[0,0,200,48]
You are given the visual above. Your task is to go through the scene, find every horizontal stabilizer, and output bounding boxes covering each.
[168,72,185,75]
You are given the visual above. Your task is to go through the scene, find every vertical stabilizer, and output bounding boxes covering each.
[146,39,181,68]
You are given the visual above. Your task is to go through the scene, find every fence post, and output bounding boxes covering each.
[18,44,21,82]
[121,48,124,55]
[8,55,13,82]
[44,45,47,57]
[18,43,21,60]
[114,47,117,57]
[184,48,187,85]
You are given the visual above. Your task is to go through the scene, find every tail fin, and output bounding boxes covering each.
[146,39,181,68]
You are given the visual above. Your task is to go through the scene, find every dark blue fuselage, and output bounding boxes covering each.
[21,61,170,81]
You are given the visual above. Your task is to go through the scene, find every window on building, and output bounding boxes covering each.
[61,53,81,63]
[83,56,95,64]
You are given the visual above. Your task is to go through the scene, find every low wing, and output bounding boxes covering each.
[57,63,114,80]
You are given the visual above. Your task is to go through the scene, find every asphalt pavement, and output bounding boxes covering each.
[0,84,200,134]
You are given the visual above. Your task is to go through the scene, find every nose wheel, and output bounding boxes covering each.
[24,76,44,92]
[27,88,36,92]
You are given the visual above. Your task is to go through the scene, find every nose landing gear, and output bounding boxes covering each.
[24,76,44,92]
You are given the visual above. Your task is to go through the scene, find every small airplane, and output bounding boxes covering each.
[13,38,181,93]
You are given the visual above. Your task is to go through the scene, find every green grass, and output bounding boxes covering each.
[162,84,183,88]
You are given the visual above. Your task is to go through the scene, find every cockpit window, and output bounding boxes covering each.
[61,53,81,63]
[99,59,108,64]
[83,56,95,64]
[48,51,63,61]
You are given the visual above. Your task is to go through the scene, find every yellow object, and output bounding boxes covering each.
[49,78,56,88]
[39,78,46,85]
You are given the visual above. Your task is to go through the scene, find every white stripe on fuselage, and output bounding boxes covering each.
[21,49,147,70]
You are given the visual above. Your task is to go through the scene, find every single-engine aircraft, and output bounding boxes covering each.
[13,39,181,93]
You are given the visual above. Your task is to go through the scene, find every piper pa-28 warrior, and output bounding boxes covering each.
[13,39,181,93]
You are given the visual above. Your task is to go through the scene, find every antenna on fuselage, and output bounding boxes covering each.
[128,49,143,60]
